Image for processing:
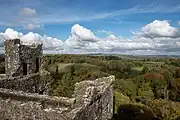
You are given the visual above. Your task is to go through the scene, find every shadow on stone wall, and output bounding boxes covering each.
[175,116,180,120]
[111,104,160,120]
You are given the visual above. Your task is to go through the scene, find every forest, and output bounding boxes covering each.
[0,54,180,120]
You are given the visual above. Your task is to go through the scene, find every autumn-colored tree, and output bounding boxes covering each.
[144,73,166,99]
[144,73,164,81]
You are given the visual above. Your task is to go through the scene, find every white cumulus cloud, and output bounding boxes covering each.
[0,28,23,39]
[134,20,180,38]
[71,24,97,41]
[0,20,180,55]
[0,28,63,53]
[64,24,99,50]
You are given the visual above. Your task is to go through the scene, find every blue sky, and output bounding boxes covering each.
[0,0,179,39]
[0,0,180,55]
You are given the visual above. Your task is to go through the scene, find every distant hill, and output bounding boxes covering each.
[87,53,180,59]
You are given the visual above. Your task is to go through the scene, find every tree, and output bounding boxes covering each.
[146,99,180,120]
[175,68,180,78]
[141,66,150,74]
[144,73,166,99]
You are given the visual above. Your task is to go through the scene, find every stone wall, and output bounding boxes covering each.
[4,39,43,77]
[0,88,75,120]
[4,39,21,77]
[20,44,43,74]
[0,73,50,95]
[0,74,6,79]
[69,75,115,120]
[0,75,115,120]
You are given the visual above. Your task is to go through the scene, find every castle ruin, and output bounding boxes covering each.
[0,39,115,120]
[4,39,43,77]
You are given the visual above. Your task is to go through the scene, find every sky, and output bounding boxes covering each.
[0,0,180,55]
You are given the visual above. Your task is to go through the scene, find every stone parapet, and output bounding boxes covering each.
[68,75,115,120]
[0,75,115,120]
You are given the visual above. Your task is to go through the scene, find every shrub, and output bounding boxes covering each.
[146,99,180,120]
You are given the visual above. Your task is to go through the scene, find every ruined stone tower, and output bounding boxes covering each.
[4,39,43,77]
